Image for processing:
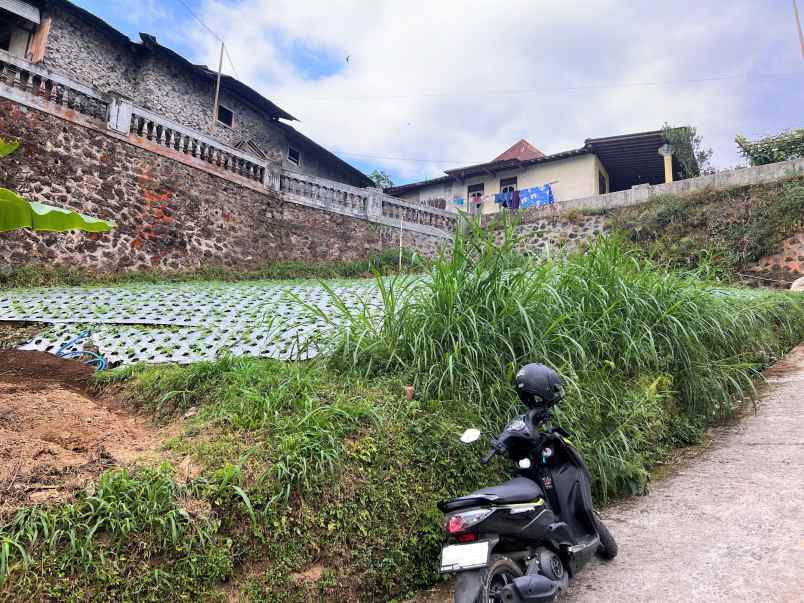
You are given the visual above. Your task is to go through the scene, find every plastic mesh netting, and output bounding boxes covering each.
[0,280,384,365]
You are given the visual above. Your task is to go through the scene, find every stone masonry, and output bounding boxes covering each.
[0,99,441,272]
[39,3,367,186]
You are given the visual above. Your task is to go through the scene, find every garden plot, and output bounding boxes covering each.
[0,280,385,365]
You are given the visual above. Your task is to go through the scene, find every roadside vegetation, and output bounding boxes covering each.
[2,225,803,601]
[609,175,804,282]
[0,247,420,289]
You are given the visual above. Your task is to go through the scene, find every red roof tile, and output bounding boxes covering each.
[493,139,545,162]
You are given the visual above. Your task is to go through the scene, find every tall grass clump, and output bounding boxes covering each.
[321,219,804,497]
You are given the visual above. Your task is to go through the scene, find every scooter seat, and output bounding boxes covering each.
[439,477,544,512]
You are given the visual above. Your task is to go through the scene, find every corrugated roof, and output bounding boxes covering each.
[0,0,40,23]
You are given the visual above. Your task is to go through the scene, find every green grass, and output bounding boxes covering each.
[609,176,804,281]
[2,225,803,601]
[316,221,804,496]
[0,247,421,289]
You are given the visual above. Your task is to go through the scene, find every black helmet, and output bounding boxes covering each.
[515,363,564,409]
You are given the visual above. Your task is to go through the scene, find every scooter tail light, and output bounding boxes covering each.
[446,508,493,534]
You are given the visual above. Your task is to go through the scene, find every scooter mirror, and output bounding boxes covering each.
[460,428,481,444]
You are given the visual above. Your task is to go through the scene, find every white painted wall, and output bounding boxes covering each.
[397,153,608,215]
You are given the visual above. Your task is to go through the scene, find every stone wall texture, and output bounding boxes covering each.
[40,5,367,187]
[496,199,803,287]
[0,99,441,272]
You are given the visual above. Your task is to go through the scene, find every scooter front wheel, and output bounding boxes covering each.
[454,556,523,603]
[593,512,618,560]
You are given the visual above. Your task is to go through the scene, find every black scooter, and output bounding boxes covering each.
[438,404,617,603]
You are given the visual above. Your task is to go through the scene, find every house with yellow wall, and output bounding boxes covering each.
[386,130,691,215]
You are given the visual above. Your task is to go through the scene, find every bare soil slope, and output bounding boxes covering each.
[0,350,159,515]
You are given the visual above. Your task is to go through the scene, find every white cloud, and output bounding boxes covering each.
[187,0,804,181]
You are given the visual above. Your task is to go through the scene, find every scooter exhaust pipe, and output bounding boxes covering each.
[501,574,563,603]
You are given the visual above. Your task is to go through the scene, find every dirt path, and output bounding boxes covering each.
[413,345,804,603]
[567,345,804,603]
[0,350,160,515]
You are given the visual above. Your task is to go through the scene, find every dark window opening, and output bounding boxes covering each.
[598,171,607,195]
[467,183,484,213]
[500,177,517,193]
[0,28,11,52]
[0,9,36,57]
[217,104,234,128]
[287,146,301,166]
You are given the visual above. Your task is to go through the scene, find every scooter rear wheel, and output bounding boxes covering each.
[454,556,523,603]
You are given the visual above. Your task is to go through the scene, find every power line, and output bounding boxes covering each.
[277,72,801,103]
[175,0,240,79]
[332,125,804,167]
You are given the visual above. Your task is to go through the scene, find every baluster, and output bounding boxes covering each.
[20,70,31,93]
[8,65,22,88]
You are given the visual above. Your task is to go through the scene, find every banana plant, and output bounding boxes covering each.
[0,137,114,233]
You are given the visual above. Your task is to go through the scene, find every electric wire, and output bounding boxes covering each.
[175,0,241,79]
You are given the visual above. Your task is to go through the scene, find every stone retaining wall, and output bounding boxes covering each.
[0,99,444,273]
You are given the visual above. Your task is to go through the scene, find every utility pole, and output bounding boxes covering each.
[795,0,804,59]
[399,214,404,271]
[210,42,224,132]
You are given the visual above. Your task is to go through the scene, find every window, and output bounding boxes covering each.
[499,177,517,193]
[217,104,234,128]
[0,7,38,58]
[467,183,484,214]
[598,171,607,195]
[287,146,301,166]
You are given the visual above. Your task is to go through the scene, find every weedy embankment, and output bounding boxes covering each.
[2,225,803,601]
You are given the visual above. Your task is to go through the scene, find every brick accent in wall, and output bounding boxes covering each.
[0,100,442,273]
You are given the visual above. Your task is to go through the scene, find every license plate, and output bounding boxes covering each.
[440,541,490,572]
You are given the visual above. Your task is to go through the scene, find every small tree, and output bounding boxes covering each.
[735,129,804,166]
[369,169,394,189]
[662,124,714,178]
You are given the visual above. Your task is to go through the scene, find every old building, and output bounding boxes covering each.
[387,131,693,215]
[0,0,373,187]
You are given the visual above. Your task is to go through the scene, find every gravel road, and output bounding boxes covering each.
[413,345,804,603]
[567,345,804,602]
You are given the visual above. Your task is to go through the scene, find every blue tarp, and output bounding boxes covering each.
[494,192,513,205]
[518,184,554,208]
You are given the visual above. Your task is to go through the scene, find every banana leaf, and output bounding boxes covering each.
[0,188,114,233]
[0,138,19,157]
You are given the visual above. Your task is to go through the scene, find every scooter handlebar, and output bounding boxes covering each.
[481,449,497,464]
[480,437,505,464]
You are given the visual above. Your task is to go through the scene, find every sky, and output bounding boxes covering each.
[73,0,804,185]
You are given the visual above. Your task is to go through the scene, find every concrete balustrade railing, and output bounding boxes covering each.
[280,171,369,216]
[0,48,108,121]
[127,106,268,185]
[0,49,455,238]
[381,196,458,232]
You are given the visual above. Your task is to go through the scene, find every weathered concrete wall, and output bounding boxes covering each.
[509,157,804,223]
[39,4,367,187]
[0,99,442,272]
[497,183,804,286]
